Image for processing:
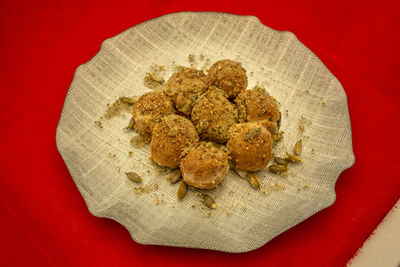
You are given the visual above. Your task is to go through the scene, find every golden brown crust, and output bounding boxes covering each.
[164,68,208,116]
[191,87,238,143]
[235,85,280,123]
[226,122,273,172]
[150,114,199,168]
[207,59,247,98]
[131,91,174,136]
[180,143,229,189]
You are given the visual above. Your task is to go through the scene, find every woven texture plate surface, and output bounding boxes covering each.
[56,12,355,253]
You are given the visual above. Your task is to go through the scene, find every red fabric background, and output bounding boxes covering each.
[1,0,400,266]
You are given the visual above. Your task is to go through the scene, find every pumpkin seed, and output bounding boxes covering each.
[120,96,137,105]
[268,164,288,174]
[248,173,260,188]
[274,157,289,166]
[126,172,142,183]
[125,117,135,130]
[177,180,187,200]
[285,152,302,163]
[144,73,164,90]
[169,169,182,184]
[201,193,217,209]
[235,169,247,178]
[294,139,302,155]
[149,73,165,83]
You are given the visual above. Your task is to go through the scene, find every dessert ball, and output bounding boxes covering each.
[207,59,247,98]
[191,87,238,143]
[164,68,208,116]
[131,91,174,136]
[227,122,273,172]
[180,143,229,189]
[235,85,280,123]
[150,114,199,168]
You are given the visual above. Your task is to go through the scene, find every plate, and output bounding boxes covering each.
[56,12,355,252]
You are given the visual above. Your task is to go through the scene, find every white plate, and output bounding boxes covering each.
[56,12,355,253]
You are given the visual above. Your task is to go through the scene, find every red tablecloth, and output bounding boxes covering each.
[1,0,400,266]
